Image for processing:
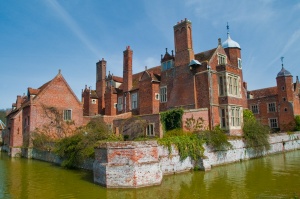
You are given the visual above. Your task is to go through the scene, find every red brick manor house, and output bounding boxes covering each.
[82,18,248,137]
[82,18,300,136]
[4,18,300,157]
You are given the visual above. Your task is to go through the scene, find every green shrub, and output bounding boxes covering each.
[54,117,122,168]
[32,132,55,151]
[243,110,270,152]
[160,108,184,131]
[199,126,232,151]
[294,115,300,131]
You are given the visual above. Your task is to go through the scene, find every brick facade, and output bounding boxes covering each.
[5,71,83,157]
[83,18,247,136]
[248,68,300,131]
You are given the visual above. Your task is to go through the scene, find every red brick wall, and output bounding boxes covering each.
[10,111,23,147]
[29,74,83,140]
[182,109,209,131]
[105,88,117,116]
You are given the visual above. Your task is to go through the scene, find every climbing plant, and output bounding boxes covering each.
[160,108,184,131]
[158,134,205,161]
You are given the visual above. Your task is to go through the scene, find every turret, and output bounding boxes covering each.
[222,23,242,69]
[173,18,194,67]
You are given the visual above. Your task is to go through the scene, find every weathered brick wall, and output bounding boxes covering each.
[93,141,163,188]
[93,132,300,188]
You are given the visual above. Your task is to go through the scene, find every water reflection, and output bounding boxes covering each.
[0,150,300,199]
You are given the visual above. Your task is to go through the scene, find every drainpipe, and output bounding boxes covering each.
[208,65,214,130]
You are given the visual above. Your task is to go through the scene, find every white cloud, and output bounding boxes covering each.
[45,0,101,57]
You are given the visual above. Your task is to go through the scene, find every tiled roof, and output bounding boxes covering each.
[195,48,217,62]
[112,76,123,83]
[28,88,40,95]
[132,66,161,90]
[248,86,278,99]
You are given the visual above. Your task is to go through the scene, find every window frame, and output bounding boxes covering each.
[218,54,227,65]
[219,76,224,96]
[117,96,123,111]
[131,92,138,110]
[227,74,240,97]
[269,118,278,128]
[91,99,97,104]
[220,108,226,128]
[251,104,259,114]
[160,86,167,103]
[230,107,241,127]
[146,123,155,136]
[238,58,242,69]
[268,102,276,112]
[63,109,72,121]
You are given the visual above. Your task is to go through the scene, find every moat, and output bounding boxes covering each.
[1,150,300,199]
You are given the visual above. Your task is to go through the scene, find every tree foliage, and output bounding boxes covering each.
[0,109,10,125]
[243,109,270,152]
[54,117,122,168]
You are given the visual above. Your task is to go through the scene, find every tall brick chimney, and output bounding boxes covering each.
[96,58,107,114]
[173,18,194,67]
[123,46,133,92]
[16,95,22,109]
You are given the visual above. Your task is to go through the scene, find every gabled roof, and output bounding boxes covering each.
[32,71,82,106]
[248,86,278,99]
[132,66,161,90]
[195,48,217,62]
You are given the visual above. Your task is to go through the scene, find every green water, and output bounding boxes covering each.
[0,150,300,199]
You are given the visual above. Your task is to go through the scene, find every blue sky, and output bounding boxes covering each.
[1,0,300,109]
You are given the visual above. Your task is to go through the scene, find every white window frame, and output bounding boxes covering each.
[268,102,276,112]
[63,109,72,121]
[155,93,160,100]
[227,74,240,97]
[160,86,167,103]
[251,104,259,114]
[269,118,278,128]
[230,107,241,127]
[131,93,138,109]
[218,54,227,65]
[146,123,155,136]
[117,97,123,111]
[91,99,97,104]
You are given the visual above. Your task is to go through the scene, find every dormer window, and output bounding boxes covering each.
[218,54,227,65]
[161,60,174,71]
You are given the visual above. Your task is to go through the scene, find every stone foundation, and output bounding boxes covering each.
[94,132,300,188]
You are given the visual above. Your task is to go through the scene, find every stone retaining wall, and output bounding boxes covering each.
[94,132,300,188]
